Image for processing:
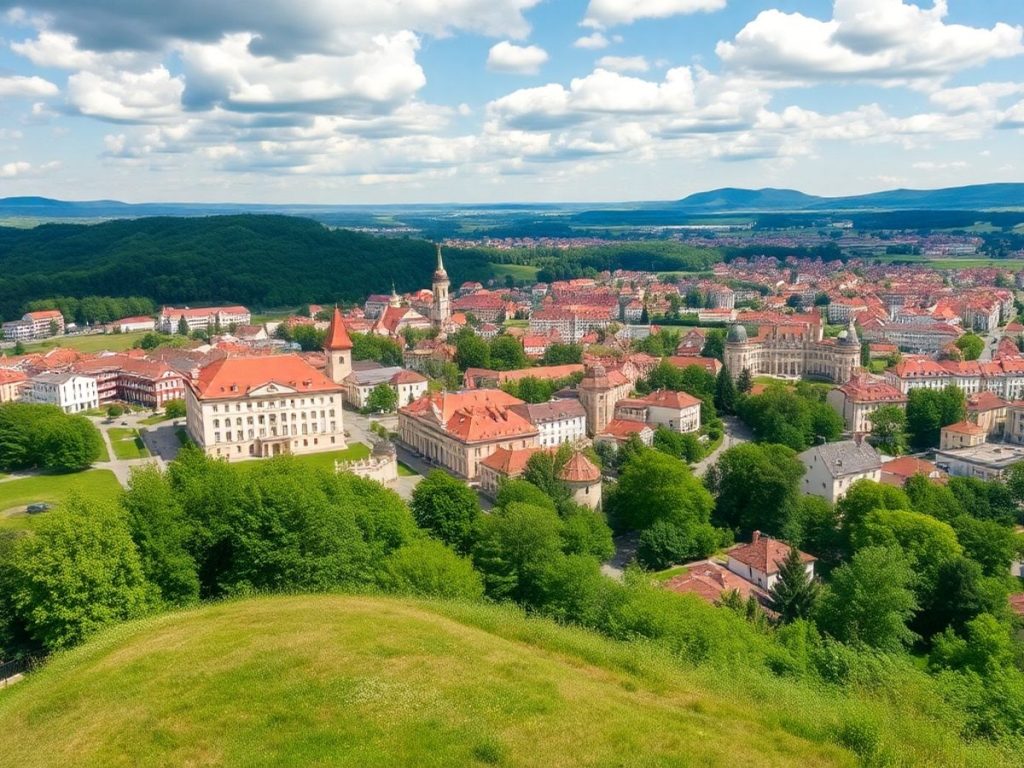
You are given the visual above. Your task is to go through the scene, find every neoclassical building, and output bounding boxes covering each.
[724,315,861,384]
[578,363,632,437]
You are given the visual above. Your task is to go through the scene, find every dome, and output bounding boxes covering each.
[727,324,748,343]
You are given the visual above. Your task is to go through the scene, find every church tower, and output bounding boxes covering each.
[324,305,353,384]
[431,244,451,329]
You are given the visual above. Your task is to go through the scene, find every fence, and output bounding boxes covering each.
[0,657,36,686]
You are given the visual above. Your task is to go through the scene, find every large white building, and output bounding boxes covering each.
[159,306,251,334]
[184,354,345,461]
[25,372,99,414]
[885,357,1024,400]
[508,400,588,448]
[2,309,65,341]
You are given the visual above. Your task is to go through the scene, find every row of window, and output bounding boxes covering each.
[210,396,335,413]
[213,422,339,443]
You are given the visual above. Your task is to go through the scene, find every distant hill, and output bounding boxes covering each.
[674,183,1024,212]
[0,594,981,768]
[0,214,492,320]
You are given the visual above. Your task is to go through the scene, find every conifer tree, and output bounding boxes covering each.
[736,367,753,395]
[768,546,819,623]
[715,364,737,414]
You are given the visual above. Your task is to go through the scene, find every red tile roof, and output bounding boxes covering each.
[191,354,341,399]
[942,420,986,436]
[728,533,814,575]
[559,452,601,483]
[639,389,702,409]
[324,306,353,351]
[479,446,538,476]
[663,561,766,604]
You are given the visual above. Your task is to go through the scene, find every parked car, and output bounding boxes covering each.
[26,502,51,514]
[120,421,129,426]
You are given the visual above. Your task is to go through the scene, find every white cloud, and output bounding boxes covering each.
[0,75,59,98]
[717,1,1024,86]
[573,32,610,50]
[486,41,549,74]
[596,55,649,73]
[583,0,726,29]
[929,82,1024,113]
[67,66,184,122]
[912,160,967,170]
[0,159,60,177]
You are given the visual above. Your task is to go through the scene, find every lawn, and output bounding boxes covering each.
[489,262,540,282]
[95,437,111,463]
[107,428,150,460]
[139,412,169,425]
[19,331,151,355]
[0,470,122,530]
[288,443,370,473]
[651,564,690,582]
[397,461,418,477]
[0,595,864,768]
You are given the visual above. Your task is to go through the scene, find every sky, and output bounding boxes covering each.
[0,0,1021,204]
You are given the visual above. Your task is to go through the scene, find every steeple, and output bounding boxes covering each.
[431,243,451,329]
[324,305,353,384]
[389,282,401,308]
[433,243,448,280]
[842,318,859,346]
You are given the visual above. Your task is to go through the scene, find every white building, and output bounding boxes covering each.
[613,389,702,434]
[184,354,345,461]
[159,305,251,334]
[725,532,816,591]
[508,400,588,448]
[2,309,65,341]
[934,443,1024,481]
[26,372,99,414]
[343,365,429,409]
[798,440,882,503]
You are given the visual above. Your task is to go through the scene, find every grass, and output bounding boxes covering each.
[651,564,689,582]
[107,428,150,460]
[0,470,121,531]
[0,595,862,768]
[489,262,540,282]
[288,443,371,472]
[18,331,151,355]
[397,461,418,477]
[868,359,888,374]
[175,429,192,446]
[94,437,111,463]
[139,412,171,426]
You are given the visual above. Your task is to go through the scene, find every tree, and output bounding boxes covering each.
[636,518,721,570]
[835,479,910,551]
[906,386,965,450]
[714,364,737,414]
[12,340,25,355]
[365,383,398,413]
[106,404,124,419]
[815,546,918,652]
[706,443,804,537]
[701,329,726,361]
[472,502,565,605]
[489,335,527,371]
[410,470,482,554]
[652,426,702,463]
[454,333,490,371]
[542,343,583,366]
[121,465,200,606]
[37,415,103,472]
[1,495,154,652]
[768,546,820,623]
[351,333,404,366]
[860,340,871,367]
[177,315,189,336]
[736,385,840,451]
[164,399,186,419]
[605,448,715,534]
[736,367,753,395]
[868,404,907,455]
[522,447,571,508]
[376,539,484,600]
[955,333,985,361]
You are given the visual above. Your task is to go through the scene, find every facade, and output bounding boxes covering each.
[2,309,65,341]
[508,400,587,448]
[826,374,907,434]
[159,306,251,334]
[886,356,1024,400]
[725,532,816,591]
[342,365,428,409]
[74,355,186,408]
[578,364,632,437]
[799,440,882,503]
[723,317,860,384]
[25,372,99,414]
[184,354,345,461]
[398,389,539,481]
[939,421,986,451]
[967,391,1008,437]
[114,316,156,333]
[594,418,654,449]
[0,368,27,403]
[613,390,701,434]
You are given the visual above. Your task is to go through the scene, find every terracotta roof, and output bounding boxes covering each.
[191,354,341,399]
[666,356,722,375]
[942,420,986,436]
[728,533,814,575]
[24,309,63,320]
[1009,593,1024,617]
[0,369,26,384]
[639,389,702,410]
[837,375,906,404]
[479,446,539,476]
[401,389,538,443]
[599,418,651,439]
[324,306,354,351]
[558,452,601,483]
[498,364,584,384]
[390,370,427,385]
[880,456,946,487]
[966,391,1008,412]
[663,561,766,604]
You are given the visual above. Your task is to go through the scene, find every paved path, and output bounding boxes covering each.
[88,414,163,488]
[343,407,423,501]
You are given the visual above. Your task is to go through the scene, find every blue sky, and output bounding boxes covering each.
[0,0,1021,203]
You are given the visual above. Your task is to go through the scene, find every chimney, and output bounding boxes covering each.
[752,530,761,543]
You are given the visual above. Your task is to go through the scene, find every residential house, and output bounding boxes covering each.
[799,440,882,503]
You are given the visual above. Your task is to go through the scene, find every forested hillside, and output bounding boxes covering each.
[0,216,493,321]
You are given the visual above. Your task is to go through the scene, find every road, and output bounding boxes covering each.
[342,408,424,501]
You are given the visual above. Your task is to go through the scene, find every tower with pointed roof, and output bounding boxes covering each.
[431,244,451,329]
[324,306,353,384]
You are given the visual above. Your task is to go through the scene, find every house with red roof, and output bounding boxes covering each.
[826,373,907,434]
[726,531,815,591]
[184,353,345,461]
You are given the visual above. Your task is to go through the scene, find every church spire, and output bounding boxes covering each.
[433,243,448,280]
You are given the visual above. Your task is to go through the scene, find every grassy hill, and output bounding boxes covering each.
[0,594,1016,767]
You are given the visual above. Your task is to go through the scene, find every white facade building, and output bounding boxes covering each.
[26,372,99,414]
[799,440,882,503]
[509,400,588,448]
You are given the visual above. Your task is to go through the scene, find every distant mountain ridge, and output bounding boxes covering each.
[1,182,1022,220]
[672,183,1024,212]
